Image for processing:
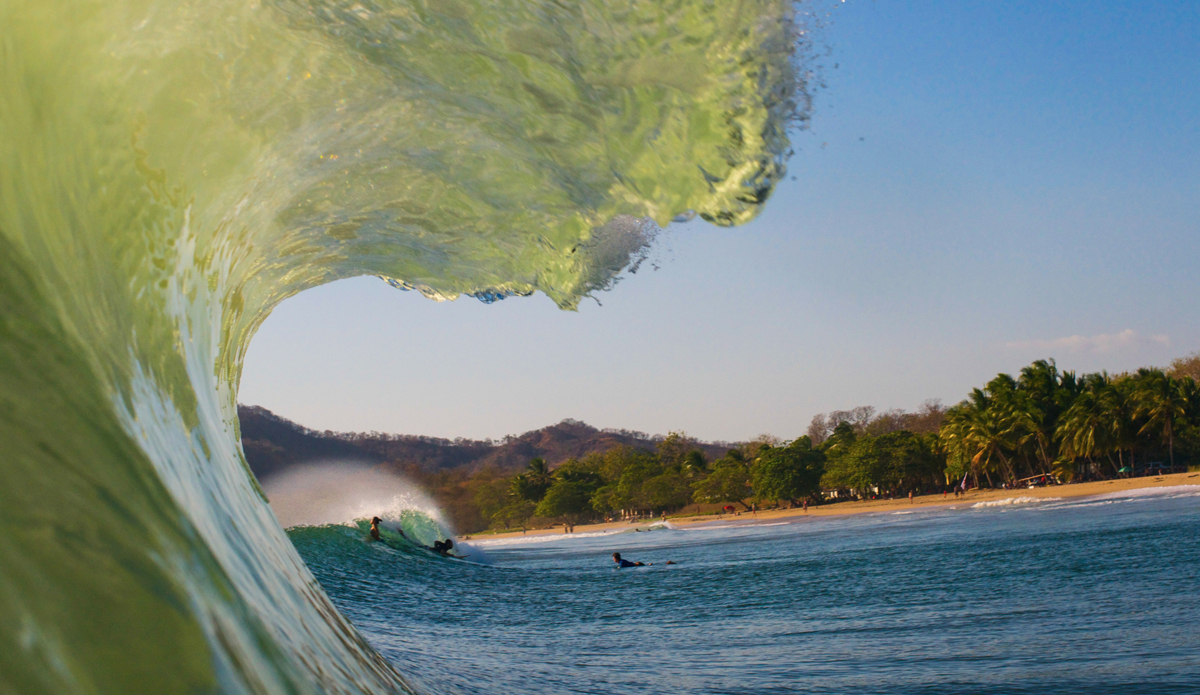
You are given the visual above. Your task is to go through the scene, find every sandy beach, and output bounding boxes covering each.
[466,470,1200,541]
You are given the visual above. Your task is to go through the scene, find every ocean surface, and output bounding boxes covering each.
[8,1,1198,694]
[290,486,1200,695]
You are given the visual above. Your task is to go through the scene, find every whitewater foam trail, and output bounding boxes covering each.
[972,496,1063,508]
[0,1,812,693]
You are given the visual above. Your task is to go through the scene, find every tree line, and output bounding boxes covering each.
[420,356,1200,533]
[939,359,1200,487]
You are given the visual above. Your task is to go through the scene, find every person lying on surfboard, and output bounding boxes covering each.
[612,552,644,568]
[370,517,467,559]
[431,538,469,559]
[612,552,676,568]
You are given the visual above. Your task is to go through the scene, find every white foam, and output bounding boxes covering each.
[971,496,1061,508]
[1072,484,1200,503]
[262,462,444,529]
[469,521,671,547]
[467,528,631,547]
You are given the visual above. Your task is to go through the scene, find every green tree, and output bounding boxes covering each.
[490,499,536,530]
[830,431,940,494]
[590,483,623,515]
[616,458,661,510]
[822,421,858,458]
[681,450,708,478]
[553,457,603,489]
[592,446,657,486]
[692,456,752,510]
[535,480,593,524]
[1056,373,1120,476]
[940,387,1016,486]
[752,436,825,505]
[510,457,552,502]
[641,472,693,511]
[1013,359,1079,474]
[470,473,514,526]
[1132,368,1189,468]
[657,431,698,470]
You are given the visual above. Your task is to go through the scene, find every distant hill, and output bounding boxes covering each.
[238,405,735,481]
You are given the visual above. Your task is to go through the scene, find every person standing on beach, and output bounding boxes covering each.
[909,490,914,504]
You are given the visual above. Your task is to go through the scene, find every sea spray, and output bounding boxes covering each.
[0,1,813,692]
[262,463,445,532]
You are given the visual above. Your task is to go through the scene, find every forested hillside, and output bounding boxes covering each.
[238,405,732,480]
[241,354,1200,533]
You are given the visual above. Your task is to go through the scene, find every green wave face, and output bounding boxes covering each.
[0,1,806,693]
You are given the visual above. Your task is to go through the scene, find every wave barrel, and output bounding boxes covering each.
[0,1,808,693]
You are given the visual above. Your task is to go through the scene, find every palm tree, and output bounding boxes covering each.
[1104,375,1138,475]
[1132,369,1188,469]
[1056,373,1118,476]
[940,388,1015,486]
[681,450,708,478]
[510,457,553,502]
[1015,359,1080,475]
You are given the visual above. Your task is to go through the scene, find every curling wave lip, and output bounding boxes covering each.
[0,1,812,692]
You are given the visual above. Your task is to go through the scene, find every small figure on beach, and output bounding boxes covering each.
[909,491,914,504]
[803,499,809,513]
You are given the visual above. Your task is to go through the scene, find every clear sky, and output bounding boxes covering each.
[240,0,1200,442]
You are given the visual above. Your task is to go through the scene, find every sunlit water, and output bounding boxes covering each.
[291,487,1200,695]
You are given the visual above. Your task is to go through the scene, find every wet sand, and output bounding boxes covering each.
[467,470,1200,541]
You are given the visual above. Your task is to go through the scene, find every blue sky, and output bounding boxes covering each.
[240,0,1200,442]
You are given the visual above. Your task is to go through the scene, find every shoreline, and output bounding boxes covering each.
[464,470,1200,542]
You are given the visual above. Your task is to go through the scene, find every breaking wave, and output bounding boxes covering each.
[972,496,1063,508]
[0,1,813,693]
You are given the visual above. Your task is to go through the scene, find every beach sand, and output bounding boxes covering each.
[466,470,1200,541]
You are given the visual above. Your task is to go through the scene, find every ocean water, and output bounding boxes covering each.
[0,1,808,693]
[11,2,1196,693]
[290,487,1200,695]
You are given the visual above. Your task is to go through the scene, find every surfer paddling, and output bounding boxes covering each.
[613,552,644,567]
[369,516,467,559]
[430,538,470,560]
[613,552,675,568]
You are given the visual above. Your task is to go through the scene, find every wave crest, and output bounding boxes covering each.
[0,1,813,693]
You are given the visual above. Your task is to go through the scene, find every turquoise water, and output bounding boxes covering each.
[290,487,1200,694]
